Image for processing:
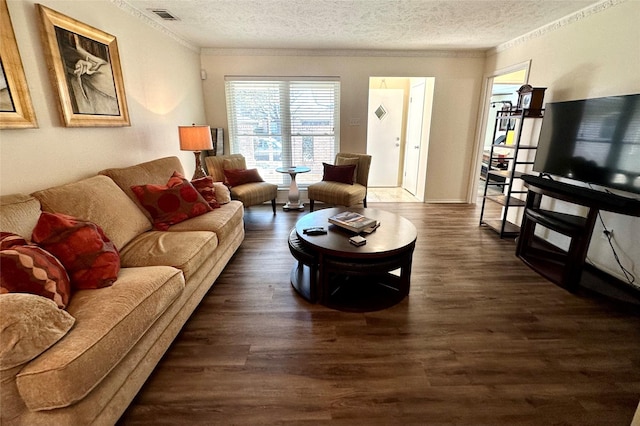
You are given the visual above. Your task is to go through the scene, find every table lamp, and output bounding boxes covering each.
[179,124,213,179]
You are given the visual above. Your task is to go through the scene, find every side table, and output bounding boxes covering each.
[276,166,310,211]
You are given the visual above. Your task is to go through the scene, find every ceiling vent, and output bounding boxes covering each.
[149,9,179,21]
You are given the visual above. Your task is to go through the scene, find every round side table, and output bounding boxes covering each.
[276,166,311,211]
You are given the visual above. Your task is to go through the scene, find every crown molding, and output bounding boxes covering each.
[110,0,200,53]
[490,0,626,55]
[200,48,486,58]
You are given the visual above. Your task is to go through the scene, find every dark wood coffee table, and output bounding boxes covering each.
[291,207,417,311]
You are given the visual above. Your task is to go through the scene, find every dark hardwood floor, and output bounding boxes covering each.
[118,202,640,425]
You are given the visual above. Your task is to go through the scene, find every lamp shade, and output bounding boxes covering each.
[178,125,213,151]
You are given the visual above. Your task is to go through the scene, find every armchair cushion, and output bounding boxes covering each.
[224,168,264,187]
[322,163,356,185]
[223,157,247,171]
[335,156,359,181]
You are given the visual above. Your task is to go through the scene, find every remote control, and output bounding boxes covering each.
[303,227,327,235]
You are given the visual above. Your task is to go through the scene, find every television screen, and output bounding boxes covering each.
[533,94,640,194]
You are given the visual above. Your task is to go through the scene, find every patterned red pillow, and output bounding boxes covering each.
[223,168,264,187]
[170,172,220,209]
[131,175,212,230]
[32,212,120,290]
[322,163,356,185]
[0,232,28,249]
[190,176,221,209]
[0,232,71,309]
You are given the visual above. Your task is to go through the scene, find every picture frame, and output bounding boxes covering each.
[0,0,37,129]
[498,104,514,131]
[37,4,130,127]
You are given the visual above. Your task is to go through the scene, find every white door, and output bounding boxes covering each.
[403,80,425,195]
[367,89,404,187]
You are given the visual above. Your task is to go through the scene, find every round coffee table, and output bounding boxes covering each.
[291,207,417,311]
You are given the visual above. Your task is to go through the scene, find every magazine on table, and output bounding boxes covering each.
[328,211,378,233]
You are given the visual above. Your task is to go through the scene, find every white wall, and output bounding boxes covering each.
[485,0,640,282]
[0,0,206,196]
[200,51,486,203]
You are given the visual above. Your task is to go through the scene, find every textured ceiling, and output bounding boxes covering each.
[121,0,605,51]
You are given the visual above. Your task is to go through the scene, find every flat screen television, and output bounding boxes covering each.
[533,93,640,195]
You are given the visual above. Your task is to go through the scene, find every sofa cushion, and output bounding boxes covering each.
[131,176,212,231]
[0,194,41,240]
[168,200,244,243]
[32,213,120,290]
[0,294,75,371]
[31,176,151,251]
[0,239,72,309]
[119,231,218,283]
[99,156,186,221]
[15,266,184,411]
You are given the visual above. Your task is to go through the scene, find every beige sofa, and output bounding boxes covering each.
[0,156,244,425]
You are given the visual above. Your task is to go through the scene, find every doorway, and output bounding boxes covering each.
[469,62,530,203]
[366,77,434,202]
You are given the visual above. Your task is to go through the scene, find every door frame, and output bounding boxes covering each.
[466,60,531,203]
[366,76,432,201]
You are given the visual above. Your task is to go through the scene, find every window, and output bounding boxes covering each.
[225,77,340,186]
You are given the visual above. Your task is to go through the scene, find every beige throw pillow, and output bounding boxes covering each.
[336,157,359,183]
[213,182,232,204]
[0,294,75,370]
[223,157,247,171]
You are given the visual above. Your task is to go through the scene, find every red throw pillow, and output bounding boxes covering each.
[131,174,213,230]
[322,163,356,185]
[0,232,72,309]
[191,176,221,209]
[32,212,120,290]
[170,171,220,209]
[223,168,264,187]
[0,232,28,249]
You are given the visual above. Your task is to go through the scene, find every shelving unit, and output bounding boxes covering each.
[479,108,544,238]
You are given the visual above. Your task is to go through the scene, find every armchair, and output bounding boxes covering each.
[205,154,278,214]
[307,152,372,212]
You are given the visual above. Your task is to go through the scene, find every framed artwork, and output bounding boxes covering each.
[498,104,514,131]
[37,4,130,127]
[0,0,37,129]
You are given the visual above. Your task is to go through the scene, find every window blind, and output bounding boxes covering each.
[225,77,340,186]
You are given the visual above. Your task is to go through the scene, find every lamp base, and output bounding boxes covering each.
[192,151,207,180]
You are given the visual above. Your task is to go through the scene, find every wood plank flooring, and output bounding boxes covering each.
[118,202,640,425]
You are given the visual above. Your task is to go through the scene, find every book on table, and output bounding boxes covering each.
[328,211,377,233]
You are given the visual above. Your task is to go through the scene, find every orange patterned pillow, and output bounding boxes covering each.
[131,174,212,230]
[0,232,72,309]
[32,213,120,290]
[170,171,220,209]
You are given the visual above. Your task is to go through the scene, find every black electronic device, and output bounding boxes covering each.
[303,227,327,235]
[532,93,640,195]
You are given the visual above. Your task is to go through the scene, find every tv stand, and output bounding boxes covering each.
[516,174,640,293]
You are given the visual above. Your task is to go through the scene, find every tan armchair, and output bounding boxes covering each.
[307,152,372,212]
[205,154,278,214]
